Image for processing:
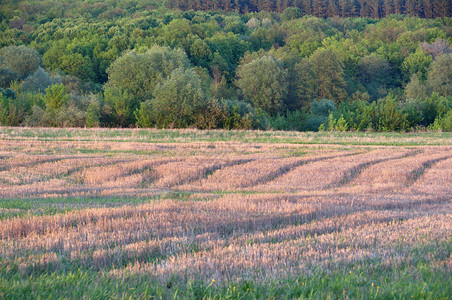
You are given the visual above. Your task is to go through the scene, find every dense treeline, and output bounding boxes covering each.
[0,1,451,131]
[166,0,452,18]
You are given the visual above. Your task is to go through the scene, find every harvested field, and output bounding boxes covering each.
[0,128,451,299]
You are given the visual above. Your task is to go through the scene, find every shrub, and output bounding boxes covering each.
[135,100,154,128]
[326,113,349,131]
[309,99,336,117]
[270,110,305,131]
[21,67,52,93]
[85,98,101,128]
[374,94,409,132]
[430,110,452,132]
[55,104,85,127]
[149,68,207,128]
[0,92,32,126]
[193,98,229,130]
[336,101,372,131]
[43,84,68,110]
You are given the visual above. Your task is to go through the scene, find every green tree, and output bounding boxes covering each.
[293,58,316,109]
[149,68,207,128]
[106,45,190,101]
[236,55,288,116]
[431,110,452,131]
[305,98,337,131]
[42,42,96,83]
[43,84,68,111]
[426,54,452,97]
[0,57,17,88]
[135,100,154,128]
[21,67,52,93]
[309,49,348,103]
[104,87,136,127]
[357,54,392,100]
[85,97,101,128]
[281,7,303,21]
[189,39,212,68]
[0,46,41,79]
[405,73,427,99]
[375,94,408,131]
[402,50,432,81]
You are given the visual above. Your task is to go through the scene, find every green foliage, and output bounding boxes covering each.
[373,94,409,132]
[106,46,191,101]
[302,99,337,132]
[426,53,452,97]
[43,84,68,110]
[0,3,449,132]
[280,7,303,22]
[236,55,288,116]
[402,50,432,81]
[291,58,315,109]
[21,67,52,93]
[43,43,96,82]
[104,87,136,127]
[0,45,41,79]
[222,99,269,130]
[335,100,373,131]
[148,68,207,128]
[403,94,452,129]
[309,49,348,103]
[270,110,305,131]
[326,113,349,131]
[135,100,154,128]
[54,104,86,127]
[357,54,392,100]
[309,99,336,116]
[0,56,17,88]
[223,102,253,130]
[85,98,101,128]
[0,91,35,126]
[189,39,212,68]
[431,110,452,131]
[404,73,427,100]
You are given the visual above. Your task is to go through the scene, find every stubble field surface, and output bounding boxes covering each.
[0,127,451,299]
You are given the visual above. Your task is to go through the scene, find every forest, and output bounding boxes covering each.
[0,0,451,131]
[166,0,452,18]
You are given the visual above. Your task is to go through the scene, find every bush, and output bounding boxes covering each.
[23,105,46,126]
[270,110,305,131]
[85,98,101,128]
[149,68,207,128]
[374,94,409,132]
[326,113,349,131]
[0,89,42,126]
[54,105,85,127]
[431,110,452,132]
[0,45,41,79]
[305,115,326,131]
[301,99,337,131]
[309,99,336,117]
[104,87,137,127]
[193,98,229,129]
[336,101,372,131]
[43,84,68,110]
[21,67,52,93]
[135,100,154,128]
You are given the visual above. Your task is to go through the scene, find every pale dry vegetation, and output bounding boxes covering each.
[0,128,451,298]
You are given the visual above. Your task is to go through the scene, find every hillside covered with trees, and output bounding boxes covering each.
[0,0,451,131]
[167,0,452,18]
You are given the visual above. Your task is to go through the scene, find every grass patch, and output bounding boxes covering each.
[1,260,450,299]
[2,128,452,146]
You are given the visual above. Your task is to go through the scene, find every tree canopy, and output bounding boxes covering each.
[0,0,450,131]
